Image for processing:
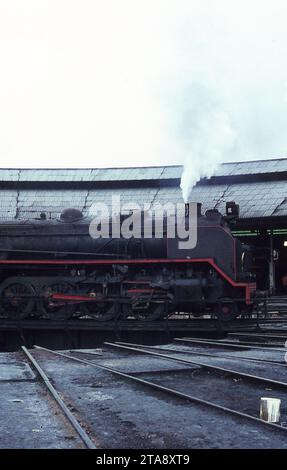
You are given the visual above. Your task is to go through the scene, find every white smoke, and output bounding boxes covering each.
[180,107,236,202]
[1,0,287,203]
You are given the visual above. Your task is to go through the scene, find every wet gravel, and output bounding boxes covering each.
[26,346,287,448]
[2,340,287,449]
[0,352,84,448]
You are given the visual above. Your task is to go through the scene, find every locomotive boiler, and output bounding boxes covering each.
[0,203,256,321]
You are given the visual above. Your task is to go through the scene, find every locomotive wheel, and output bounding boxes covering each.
[216,298,239,322]
[83,295,119,321]
[0,281,36,319]
[38,282,76,320]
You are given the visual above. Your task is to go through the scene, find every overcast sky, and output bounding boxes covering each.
[0,0,287,169]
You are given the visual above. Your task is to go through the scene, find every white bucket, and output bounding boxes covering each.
[260,397,281,423]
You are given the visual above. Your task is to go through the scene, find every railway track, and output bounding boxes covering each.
[174,337,286,351]
[32,344,287,436]
[107,341,286,366]
[103,342,287,389]
[228,332,287,341]
[21,346,96,449]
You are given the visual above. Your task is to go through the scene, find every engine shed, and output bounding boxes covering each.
[0,158,286,294]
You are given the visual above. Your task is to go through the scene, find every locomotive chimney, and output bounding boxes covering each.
[184,202,202,217]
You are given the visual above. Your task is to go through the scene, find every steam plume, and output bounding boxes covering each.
[180,109,236,202]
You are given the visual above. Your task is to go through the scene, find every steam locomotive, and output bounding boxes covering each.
[0,202,256,321]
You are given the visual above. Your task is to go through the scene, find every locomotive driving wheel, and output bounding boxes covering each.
[0,281,36,319]
[83,292,119,321]
[216,297,239,322]
[38,282,76,320]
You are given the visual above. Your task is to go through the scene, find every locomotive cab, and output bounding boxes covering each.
[166,202,256,319]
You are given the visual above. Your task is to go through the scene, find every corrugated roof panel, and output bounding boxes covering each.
[214,158,287,176]
[0,170,20,181]
[86,188,160,214]
[0,167,286,220]
[160,166,183,179]
[89,166,166,182]
[0,158,287,183]
[205,181,286,219]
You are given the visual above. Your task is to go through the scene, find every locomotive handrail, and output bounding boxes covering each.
[0,248,130,258]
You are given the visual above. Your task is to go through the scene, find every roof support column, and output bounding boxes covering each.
[269,229,275,294]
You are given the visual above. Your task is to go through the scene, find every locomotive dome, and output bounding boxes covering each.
[59,208,84,222]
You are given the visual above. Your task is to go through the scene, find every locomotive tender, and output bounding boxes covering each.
[0,202,256,321]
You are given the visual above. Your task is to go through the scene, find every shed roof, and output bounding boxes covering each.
[0,158,286,222]
[0,157,287,183]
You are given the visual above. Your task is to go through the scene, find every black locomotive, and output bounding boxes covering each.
[0,203,256,321]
